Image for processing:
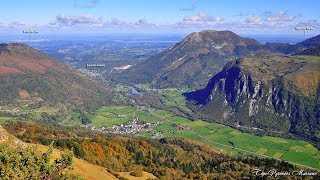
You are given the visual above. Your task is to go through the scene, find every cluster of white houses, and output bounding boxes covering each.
[83,118,161,135]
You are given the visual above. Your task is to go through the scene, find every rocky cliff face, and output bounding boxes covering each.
[0,125,26,148]
[185,55,320,147]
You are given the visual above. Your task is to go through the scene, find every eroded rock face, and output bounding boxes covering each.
[0,125,26,148]
[0,126,9,143]
[185,55,320,146]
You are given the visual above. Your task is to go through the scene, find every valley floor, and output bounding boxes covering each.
[1,87,320,173]
[61,103,320,170]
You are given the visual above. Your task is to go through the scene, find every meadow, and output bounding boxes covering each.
[5,88,318,170]
[86,105,320,170]
[159,89,193,113]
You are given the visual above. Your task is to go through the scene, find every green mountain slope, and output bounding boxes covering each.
[0,43,124,110]
[295,46,320,56]
[185,55,320,147]
[119,30,262,88]
[118,31,320,89]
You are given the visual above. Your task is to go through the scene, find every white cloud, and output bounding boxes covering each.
[229,11,303,32]
[103,18,156,28]
[294,19,320,29]
[47,22,59,28]
[0,22,5,28]
[56,14,103,27]
[11,21,26,27]
[266,11,297,22]
[109,18,127,26]
[182,12,224,25]
[3,21,27,30]
[134,19,155,27]
[0,10,317,34]
[245,16,262,25]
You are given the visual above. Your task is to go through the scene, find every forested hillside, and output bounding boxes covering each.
[4,121,318,179]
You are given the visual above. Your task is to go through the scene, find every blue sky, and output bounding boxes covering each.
[0,0,319,35]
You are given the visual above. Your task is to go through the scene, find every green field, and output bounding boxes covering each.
[86,106,176,127]
[161,119,320,169]
[84,105,320,169]
[0,117,17,124]
[3,99,317,170]
[60,111,83,126]
[88,106,136,127]
[2,101,319,169]
[159,89,192,113]
[153,123,175,132]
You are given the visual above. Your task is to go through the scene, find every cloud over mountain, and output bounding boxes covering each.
[182,12,224,25]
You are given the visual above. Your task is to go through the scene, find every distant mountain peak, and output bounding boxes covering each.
[120,31,320,88]
[297,34,320,48]
[294,45,320,56]
[121,30,262,88]
[182,30,259,46]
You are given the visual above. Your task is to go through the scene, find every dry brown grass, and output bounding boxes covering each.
[117,171,157,180]
[34,144,118,180]
[34,144,157,180]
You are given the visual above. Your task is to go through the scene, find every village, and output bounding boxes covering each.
[81,116,191,140]
[82,118,163,138]
[100,118,161,135]
[0,106,29,116]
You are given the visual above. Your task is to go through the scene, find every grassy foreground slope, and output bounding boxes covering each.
[35,144,118,180]
[6,121,316,179]
[0,125,116,179]
[0,125,158,180]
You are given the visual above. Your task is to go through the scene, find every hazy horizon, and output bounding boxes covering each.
[0,31,316,45]
[0,0,319,35]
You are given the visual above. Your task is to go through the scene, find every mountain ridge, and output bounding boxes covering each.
[119,30,320,88]
[185,55,320,147]
[0,43,52,59]
[120,30,263,88]
[0,43,124,110]
[294,46,320,56]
